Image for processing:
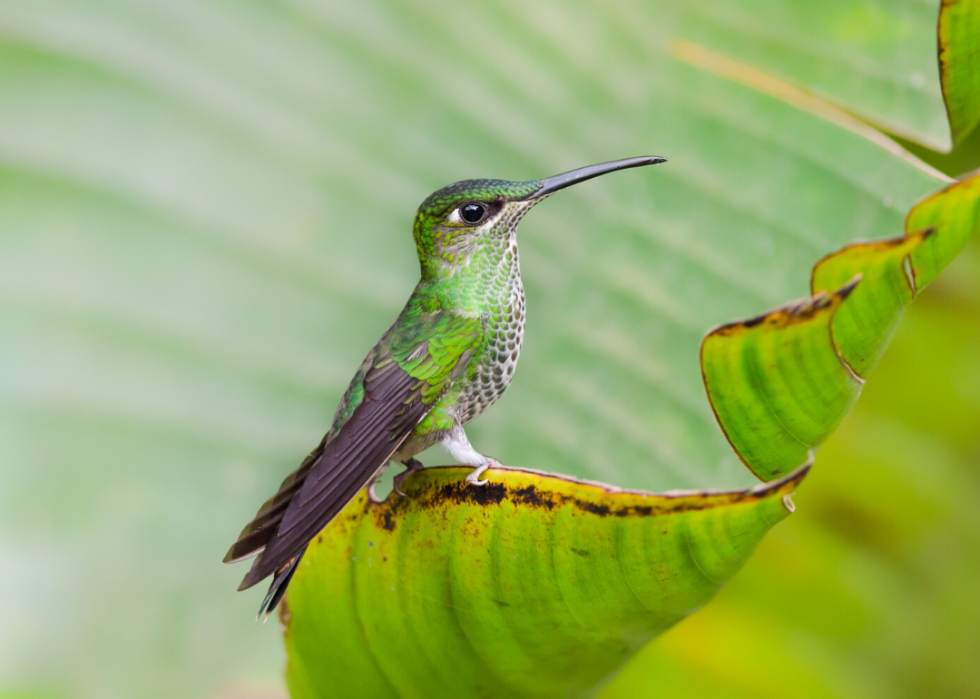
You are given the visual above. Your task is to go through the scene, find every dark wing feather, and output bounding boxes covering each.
[236,346,473,591]
[222,436,325,564]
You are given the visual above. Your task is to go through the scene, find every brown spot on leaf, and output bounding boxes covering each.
[356,464,807,533]
[575,501,611,516]
[511,485,557,510]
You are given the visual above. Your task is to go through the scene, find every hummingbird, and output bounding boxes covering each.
[224,156,666,617]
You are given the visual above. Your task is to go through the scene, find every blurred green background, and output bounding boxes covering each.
[0,1,977,698]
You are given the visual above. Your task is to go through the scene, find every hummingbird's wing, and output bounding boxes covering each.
[226,310,483,591]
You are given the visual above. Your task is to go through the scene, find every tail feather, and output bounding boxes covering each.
[257,551,304,621]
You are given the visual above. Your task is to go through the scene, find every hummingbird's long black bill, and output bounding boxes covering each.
[531,155,667,198]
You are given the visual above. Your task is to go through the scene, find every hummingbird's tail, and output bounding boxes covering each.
[224,439,324,567]
[257,550,304,621]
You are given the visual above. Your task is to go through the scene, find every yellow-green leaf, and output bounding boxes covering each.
[284,465,806,699]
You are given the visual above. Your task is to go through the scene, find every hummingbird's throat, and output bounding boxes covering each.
[428,199,534,280]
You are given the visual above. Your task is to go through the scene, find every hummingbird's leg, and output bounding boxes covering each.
[392,458,424,497]
[443,425,500,487]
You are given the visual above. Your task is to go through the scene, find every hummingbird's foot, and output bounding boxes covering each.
[441,425,499,487]
[366,468,387,503]
[393,458,424,497]
[465,459,500,487]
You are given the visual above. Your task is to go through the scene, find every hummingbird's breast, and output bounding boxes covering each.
[456,235,525,425]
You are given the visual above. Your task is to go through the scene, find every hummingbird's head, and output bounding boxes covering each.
[412,156,666,280]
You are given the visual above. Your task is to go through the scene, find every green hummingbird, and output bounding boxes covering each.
[224,156,666,617]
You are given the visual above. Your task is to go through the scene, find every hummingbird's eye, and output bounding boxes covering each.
[459,202,487,224]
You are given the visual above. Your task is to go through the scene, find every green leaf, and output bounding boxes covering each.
[812,174,980,375]
[0,1,973,698]
[701,173,980,481]
[701,281,862,482]
[939,0,980,145]
[907,175,980,287]
[284,465,806,699]
[811,230,928,376]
